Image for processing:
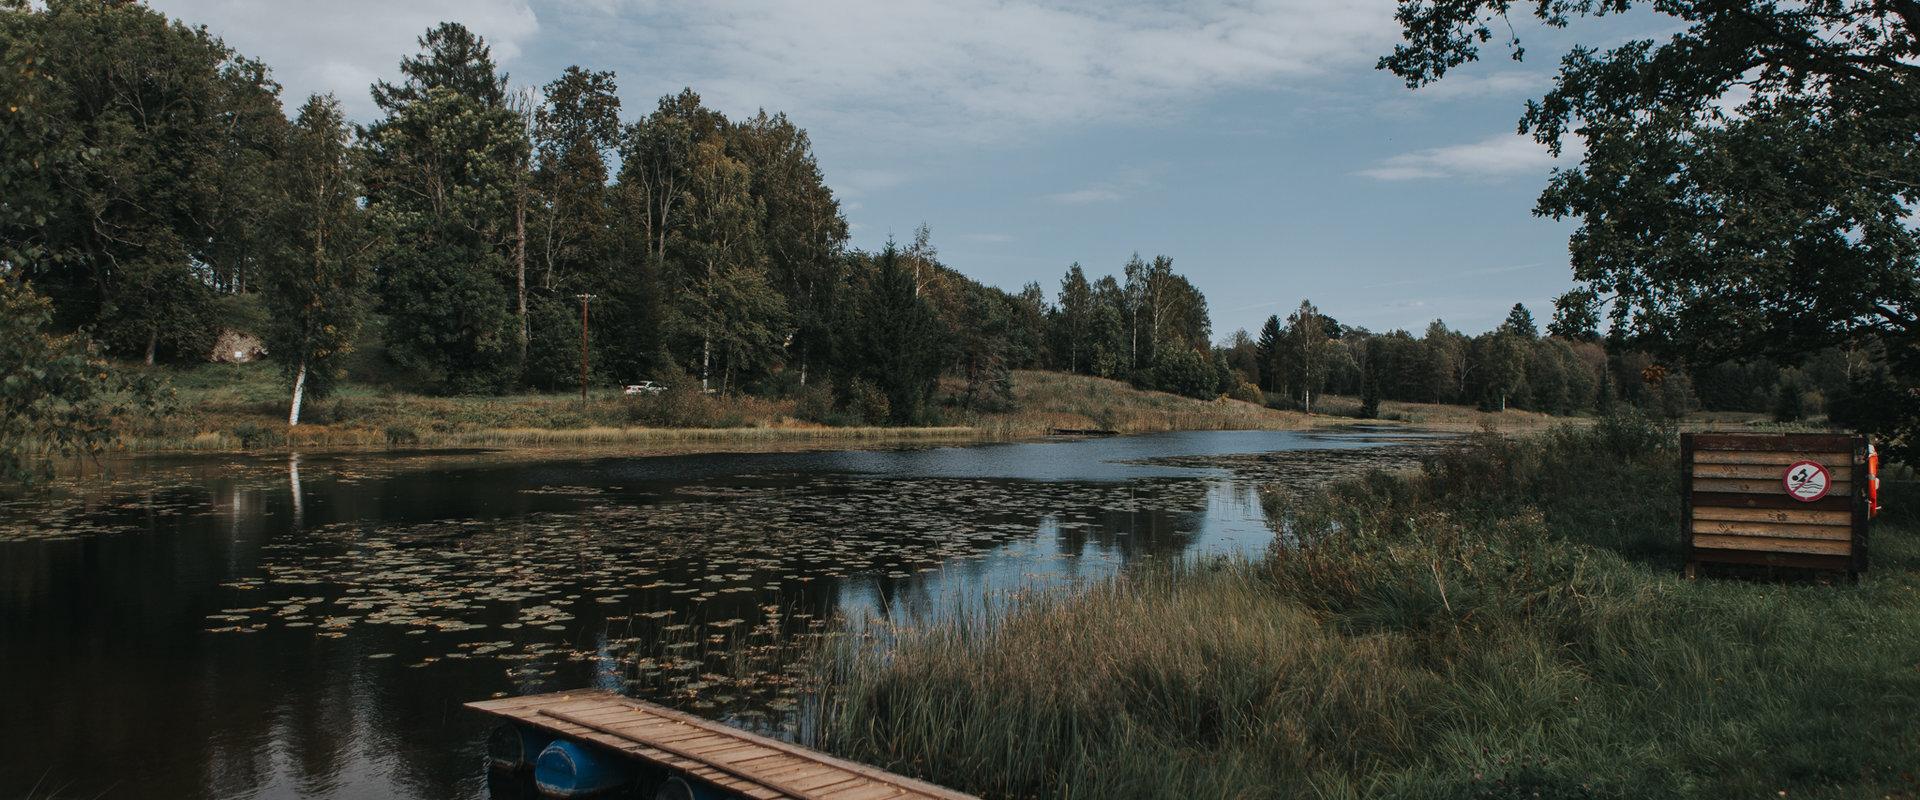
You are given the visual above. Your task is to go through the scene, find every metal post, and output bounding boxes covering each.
[577,294,595,404]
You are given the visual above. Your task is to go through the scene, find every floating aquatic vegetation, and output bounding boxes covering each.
[7,435,1438,736]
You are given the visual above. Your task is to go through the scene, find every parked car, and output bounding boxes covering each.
[623,381,666,396]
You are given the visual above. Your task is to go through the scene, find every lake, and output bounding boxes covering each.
[0,428,1436,800]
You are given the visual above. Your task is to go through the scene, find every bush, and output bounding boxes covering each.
[794,381,837,425]
[230,422,278,449]
[624,383,721,428]
[383,424,419,446]
[1148,346,1217,399]
[844,379,891,426]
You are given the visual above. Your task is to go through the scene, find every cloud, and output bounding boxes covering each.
[1403,71,1547,101]
[1357,134,1564,181]
[528,0,1399,147]
[832,168,911,199]
[148,0,540,119]
[1047,186,1128,205]
[1044,166,1158,205]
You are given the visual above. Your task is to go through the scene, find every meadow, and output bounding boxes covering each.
[811,415,1920,799]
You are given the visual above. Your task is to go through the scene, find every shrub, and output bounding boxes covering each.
[231,423,274,449]
[845,379,891,426]
[794,381,837,425]
[624,383,720,428]
[1148,346,1217,399]
[383,424,419,446]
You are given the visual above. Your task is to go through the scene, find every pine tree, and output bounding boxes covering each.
[1256,315,1283,393]
[363,23,526,394]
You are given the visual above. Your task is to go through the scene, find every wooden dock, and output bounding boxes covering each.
[468,690,980,800]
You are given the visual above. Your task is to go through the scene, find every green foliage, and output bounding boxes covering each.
[833,247,942,424]
[843,378,892,426]
[0,281,152,483]
[1284,299,1329,410]
[1548,288,1600,341]
[1359,337,1384,418]
[819,414,1920,798]
[1147,345,1216,400]
[263,94,374,414]
[623,383,732,428]
[1774,371,1808,422]
[521,294,588,391]
[1498,302,1537,338]
[1255,314,1283,393]
[363,24,525,395]
[1052,264,1094,374]
[3,0,279,362]
[1384,0,1920,441]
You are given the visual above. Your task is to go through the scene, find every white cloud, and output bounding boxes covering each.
[147,0,541,119]
[530,0,1398,146]
[1357,133,1564,181]
[832,168,911,199]
[1404,71,1547,101]
[1043,166,1158,205]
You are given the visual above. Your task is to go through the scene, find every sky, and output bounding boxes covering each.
[149,0,1665,338]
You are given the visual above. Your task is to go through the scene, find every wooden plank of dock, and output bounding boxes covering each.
[467,690,981,800]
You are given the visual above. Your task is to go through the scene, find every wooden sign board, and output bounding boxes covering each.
[1682,432,1869,579]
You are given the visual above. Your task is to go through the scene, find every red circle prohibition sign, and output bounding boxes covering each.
[1782,460,1832,502]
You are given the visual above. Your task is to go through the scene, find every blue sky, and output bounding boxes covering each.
[151,0,1660,338]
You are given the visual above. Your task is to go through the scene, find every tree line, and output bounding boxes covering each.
[0,1,1852,441]
[0,2,1081,425]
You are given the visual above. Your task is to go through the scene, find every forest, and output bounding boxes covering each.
[0,0,1845,456]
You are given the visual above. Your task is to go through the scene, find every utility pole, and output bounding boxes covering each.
[576,293,595,404]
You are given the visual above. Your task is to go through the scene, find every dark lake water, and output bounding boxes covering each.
[0,429,1429,800]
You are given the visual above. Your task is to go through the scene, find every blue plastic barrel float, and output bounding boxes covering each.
[653,775,728,800]
[488,724,556,771]
[534,739,634,798]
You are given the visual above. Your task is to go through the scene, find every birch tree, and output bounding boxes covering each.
[264,95,372,425]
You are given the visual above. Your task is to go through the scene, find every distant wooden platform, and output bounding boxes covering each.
[468,690,980,800]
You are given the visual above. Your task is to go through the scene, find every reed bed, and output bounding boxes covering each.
[812,414,1920,799]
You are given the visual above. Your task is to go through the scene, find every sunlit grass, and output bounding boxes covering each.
[811,415,1920,799]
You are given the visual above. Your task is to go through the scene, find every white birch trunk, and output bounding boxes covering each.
[289,360,307,426]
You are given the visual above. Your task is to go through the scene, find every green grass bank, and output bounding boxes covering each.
[104,363,1344,454]
[811,416,1920,799]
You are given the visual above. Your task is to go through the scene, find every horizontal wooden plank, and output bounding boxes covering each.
[1690,519,1851,540]
[474,690,981,800]
[1693,533,1853,556]
[1692,462,1853,481]
[1691,506,1853,525]
[1691,547,1854,572]
[1692,477,1850,496]
[1692,492,1855,512]
[1690,433,1857,452]
[824,783,911,800]
[1691,450,1854,467]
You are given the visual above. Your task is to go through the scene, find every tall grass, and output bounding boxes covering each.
[812,413,1920,799]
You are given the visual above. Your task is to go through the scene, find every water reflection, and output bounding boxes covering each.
[0,429,1423,799]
